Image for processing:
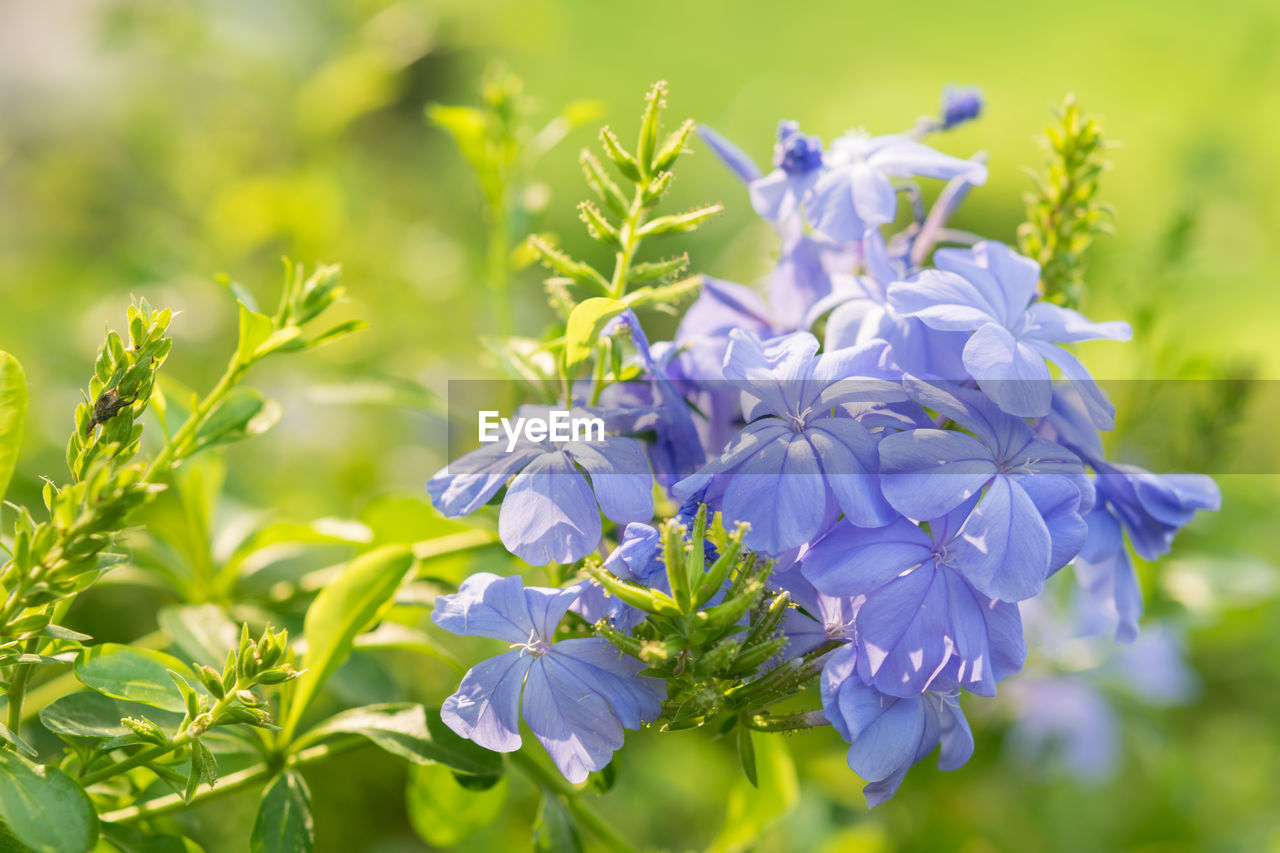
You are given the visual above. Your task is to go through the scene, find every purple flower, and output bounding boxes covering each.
[434,573,665,783]
[940,85,984,130]
[674,330,905,555]
[1041,387,1221,640]
[599,310,705,488]
[808,132,987,243]
[825,233,968,378]
[889,241,1131,427]
[426,406,653,565]
[877,380,1091,602]
[821,645,974,807]
[802,502,1026,698]
[748,121,826,225]
[697,124,764,185]
[772,570,857,658]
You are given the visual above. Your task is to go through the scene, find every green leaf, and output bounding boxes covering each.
[217,275,259,314]
[0,351,27,504]
[182,742,217,805]
[736,720,758,787]
[40,691,181,739]
[156,605,239,670]
[75,644,198,713]
[279,320,367,353]
[406,763,507,848]
[533,790,582,853]
[426,105,491,183]
[0,751,98,853]
[250,770,313,853]
[236,304,276,365]
[99,821,204,853]
[293,704,503,776]
[563,297,626,378]
[709,735,798,853]
[188,388,282,455]
[282,545,414,738]
[353,622,462,671]
[0,724,35,759]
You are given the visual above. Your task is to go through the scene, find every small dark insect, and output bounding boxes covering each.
[85,387,139,436]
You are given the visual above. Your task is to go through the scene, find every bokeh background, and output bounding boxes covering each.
[1,1,1278,851]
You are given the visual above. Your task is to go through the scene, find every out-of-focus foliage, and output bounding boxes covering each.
[0,0,1277,850]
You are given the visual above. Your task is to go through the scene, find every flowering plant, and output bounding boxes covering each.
[424,81,1220,839]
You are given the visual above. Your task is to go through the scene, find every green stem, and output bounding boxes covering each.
[98,737,368,824]
[487,199,513,337]
[144,357,248,481]
[510,750,638,853]
[80,672,248,787]
[3,640,36,743]
[608,186,648,299]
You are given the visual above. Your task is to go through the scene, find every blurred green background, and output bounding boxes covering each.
[1,1,1278,850]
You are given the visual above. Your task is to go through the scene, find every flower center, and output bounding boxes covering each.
[511,629,552,658]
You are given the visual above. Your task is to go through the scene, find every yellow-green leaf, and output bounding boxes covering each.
[282,545,414,739]
[563,297,626,378]
[0,351,27,503]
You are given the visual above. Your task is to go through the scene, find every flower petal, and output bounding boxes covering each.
[802,518,931,597]
[889,269,1000,332]
[1026,302,1132,343]
[499,451,602,565]
[522,656,624,784]
[564,436,654,524]
[441,650,534,753]
[427,441,546,517]
[879,429,996,520]
[855,564,954,697]
[723,433,829,554]
[809,163,896,243]
[963,323,1053,418]
[954,476,1052,601]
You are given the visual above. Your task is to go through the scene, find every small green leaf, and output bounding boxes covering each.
[427,105,491,181]
[250,770,313,853]
[182,742,218,805]
[0,724,36,759]
[99,821,204,853]
[293,704,502,776]
[217,275,259,314]
[188,388,282,454]
[735,720,758,787]
[279,320,367,353]
[0,751,98,853]
[75,644,198,713]
[0,351,27,504]
[282,545,415,738]
[406,763,507,848]
[236,304,275,365]
[533,790,582,853]
[40,691,181,739]
[563,297,627,378]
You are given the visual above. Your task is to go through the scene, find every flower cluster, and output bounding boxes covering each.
[426,86,1219,804]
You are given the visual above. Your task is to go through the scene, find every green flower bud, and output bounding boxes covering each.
[186,713,212,739]
[121,716,168,745]
[197,665,226,699]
